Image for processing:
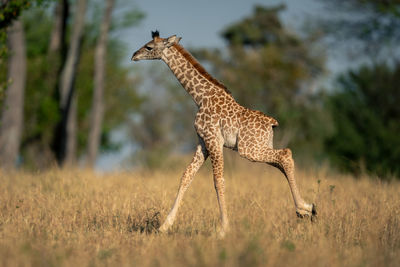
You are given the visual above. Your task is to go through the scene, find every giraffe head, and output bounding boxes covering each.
[131,31,182,61]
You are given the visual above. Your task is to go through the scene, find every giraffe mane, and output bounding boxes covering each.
[172,43,232,96]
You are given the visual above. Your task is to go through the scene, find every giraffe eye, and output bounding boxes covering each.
[145,46,153,51]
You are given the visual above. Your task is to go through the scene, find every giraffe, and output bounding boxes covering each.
[131,31,317,237]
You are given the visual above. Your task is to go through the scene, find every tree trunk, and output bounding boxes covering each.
[27,0,70,167]
[0,20,26,169]
[56,0,87,167]
[49,0,69,56]
[86,0,115,167]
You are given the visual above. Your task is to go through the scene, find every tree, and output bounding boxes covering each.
[47,0,69,92]
[316,0,400,59]
[86,0,115,167]
[0,19,26,168]
[18,6,64,168]
[0,1,30,63]
[16,2,143,169]
[314,0,400,178]
[0,0,53,97]
[129,65,196,168]
[325,63,400,178]
[48,0,68,55]
[54,0,87,166]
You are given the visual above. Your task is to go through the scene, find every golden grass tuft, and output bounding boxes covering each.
[1,153,400,266]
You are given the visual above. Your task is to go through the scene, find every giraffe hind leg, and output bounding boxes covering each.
[239,145,316,219]
[268,148,316,219]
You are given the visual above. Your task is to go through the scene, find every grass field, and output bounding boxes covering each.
[1,153,399,266]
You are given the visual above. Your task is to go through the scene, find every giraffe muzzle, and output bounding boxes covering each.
[131,52,139,61]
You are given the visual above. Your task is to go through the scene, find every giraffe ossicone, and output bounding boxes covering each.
[131,31,317,237]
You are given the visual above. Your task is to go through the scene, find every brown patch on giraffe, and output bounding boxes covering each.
[185,72,193,80]
[172,43,232,96]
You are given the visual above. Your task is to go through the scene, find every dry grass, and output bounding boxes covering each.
[1,153,400,267]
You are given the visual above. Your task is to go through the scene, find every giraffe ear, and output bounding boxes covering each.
[164,35,182,47]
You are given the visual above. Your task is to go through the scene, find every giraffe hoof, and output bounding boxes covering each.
[216,224,230,239]
[158,223,170,233]
[296,211,308,219]
[217,228,230,239]
[217,230,226,239]
[296,203,317,221]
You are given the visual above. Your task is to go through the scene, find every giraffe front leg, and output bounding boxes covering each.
[159,142,208,233]
[261,148,316,219]
[209,146,230,238]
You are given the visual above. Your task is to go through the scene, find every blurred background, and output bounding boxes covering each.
[0,0,399,179]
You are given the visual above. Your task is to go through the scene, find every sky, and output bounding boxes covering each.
[119,0,324,59]
[97,0,329,171]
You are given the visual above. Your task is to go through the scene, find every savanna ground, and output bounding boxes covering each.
[1,152,399,267]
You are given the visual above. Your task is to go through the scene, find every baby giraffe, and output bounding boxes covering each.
[131,31,316,237]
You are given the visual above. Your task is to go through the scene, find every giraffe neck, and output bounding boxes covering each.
[161,43,233,107]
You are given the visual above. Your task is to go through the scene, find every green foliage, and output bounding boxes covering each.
[75,37,142,156]
[0,0,31,29]
[325,63,400,178]
[222,4,290,47]
[86,0,145,41]
[18,4,142,168]
[349,0,400,14]
[77,5,143,156]
[0,0,31,97]
[317,0,400,56]
[0,0,54,97]
[20,8,59,167]
[129,64,196,168]
[0,52,7,100]
[314,0,400,178]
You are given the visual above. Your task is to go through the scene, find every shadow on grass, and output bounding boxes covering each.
[127,208,161,234]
